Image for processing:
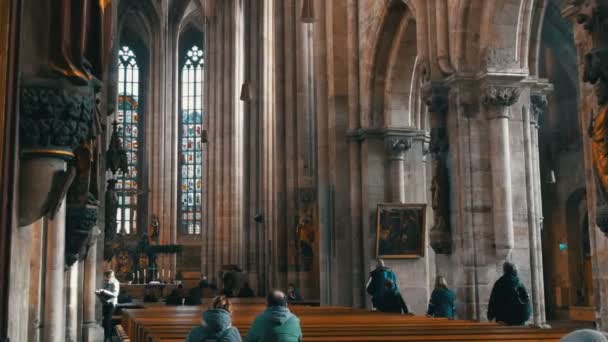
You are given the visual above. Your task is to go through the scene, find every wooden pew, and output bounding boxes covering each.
[118,304,570,342]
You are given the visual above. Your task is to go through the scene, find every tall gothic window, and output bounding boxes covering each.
[179,45,204,235]
[116,46,140,235]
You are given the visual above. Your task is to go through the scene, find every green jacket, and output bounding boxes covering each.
[245,306,302,342]
[186,309,242,342]
[427,288,456,319]
[487,274,531,325]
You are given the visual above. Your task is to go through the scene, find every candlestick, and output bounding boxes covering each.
[168,270,171,282]
[143,269,146,283]
[137,271,140,284]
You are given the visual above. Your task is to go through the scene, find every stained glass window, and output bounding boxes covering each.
[116,46,140,235]
[179,45,204,235]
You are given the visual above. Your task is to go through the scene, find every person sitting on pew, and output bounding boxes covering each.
[165,283,186,305]
[200,275,218,298]
[376,280,410,314]
[246,290,303,342]
[186,286,203,305]
[561,329,608,342]
[238,282,255,297]
[487,262,531,326]
[287,283,302,301]
[186,295,242,342]
[426,275,455,319]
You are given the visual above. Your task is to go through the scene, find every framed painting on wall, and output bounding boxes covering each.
[376,203,426,258]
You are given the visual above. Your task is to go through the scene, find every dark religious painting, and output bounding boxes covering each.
[116,46,140,235]
[178,45,204,235]
[376,203,426,258]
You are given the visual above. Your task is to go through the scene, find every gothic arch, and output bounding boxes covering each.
[368,0,417,128]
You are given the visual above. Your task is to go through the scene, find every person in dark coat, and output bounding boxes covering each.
[186,286,203,305]
[238,282,255,297]
[366,259,398,309]
[376,280,410,314]
[427,275,456,319]
[186,295,242,342]
[487,262,531,325]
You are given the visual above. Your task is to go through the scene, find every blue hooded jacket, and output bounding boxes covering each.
[245,306,302,342]
[186,309,242,342]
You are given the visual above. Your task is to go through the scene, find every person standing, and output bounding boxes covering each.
[487,262,531,325]
[366,259,398,309]
[96,270,120,342]
[426,276,456,319]
[246,290,303,342]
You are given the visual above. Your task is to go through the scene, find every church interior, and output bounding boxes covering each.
[1,0,608,341]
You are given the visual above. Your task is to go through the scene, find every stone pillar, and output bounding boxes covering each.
[384,137,412,203]
[42,198,67,342]
[530,91,551,325]
[27,218,45,342]
[65,261,79,342]
[83,231,103,342]
[482,85,520,259]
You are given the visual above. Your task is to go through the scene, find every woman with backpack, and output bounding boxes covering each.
[487,262,532,325]
[426,276,456,319]
[186,295,242,342]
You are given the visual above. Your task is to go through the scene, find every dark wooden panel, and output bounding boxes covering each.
[0,0,20,340]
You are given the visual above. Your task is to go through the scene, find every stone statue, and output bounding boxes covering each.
[150,215,160,241]
[104,179,118,240]
[429,156,451,254]
[106,121,129,175]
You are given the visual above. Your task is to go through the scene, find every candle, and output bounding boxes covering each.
[137,271,139,283]
[168,270,171,281]
[143,269,146,282]
[133,273,135,282]
[162,269,165,278]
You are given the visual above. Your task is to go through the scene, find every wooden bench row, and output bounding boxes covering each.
[120,304,569,342]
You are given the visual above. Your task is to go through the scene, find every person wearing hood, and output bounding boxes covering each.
[186,295,242,342]
[487,262,531,325]
[366,259,398,309]
[245,290,303,342]
[561,329,608,342]
[426,275,456,319]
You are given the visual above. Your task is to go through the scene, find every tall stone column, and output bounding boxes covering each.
[530,90,551,325]
[384,137,412,203]
[83,231,103,342]
[65,261,79,342]
[482,85,520,259]
[42,198,67,342]
[27,218,45,342]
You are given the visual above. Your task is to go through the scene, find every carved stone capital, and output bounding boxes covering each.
[20,79,97,153]
[65,204,99,267]
[481,86,521,108]
[531,94,549,126]
[385,137,412,159]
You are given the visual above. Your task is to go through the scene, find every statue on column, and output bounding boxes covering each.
[104,179,118,240]
[576,0,608,235]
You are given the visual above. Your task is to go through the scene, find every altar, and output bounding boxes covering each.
[120,282,181,301]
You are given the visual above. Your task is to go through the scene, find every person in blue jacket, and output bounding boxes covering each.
[427,275,456,319]
[366,259,398,309]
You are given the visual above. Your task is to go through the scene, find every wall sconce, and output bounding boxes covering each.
[240,81,252,102]
[546,169,556,184]
[301,0,316,23]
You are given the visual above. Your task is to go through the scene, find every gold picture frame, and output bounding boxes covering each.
[376,203,426,259]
